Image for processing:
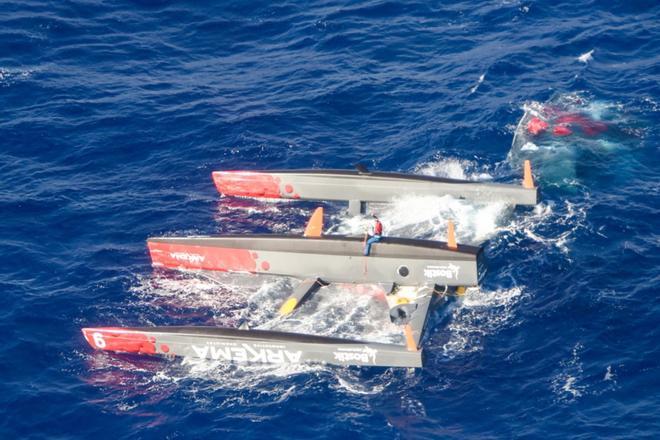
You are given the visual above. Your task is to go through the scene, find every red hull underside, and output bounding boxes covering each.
[212,171,283,198]
[148,241,260,273]
[82,328,158,354]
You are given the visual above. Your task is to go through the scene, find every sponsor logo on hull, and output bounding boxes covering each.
[424,263,460,280]
[169,252,205,264]
[332,346,378,364]
[191,344,302,364]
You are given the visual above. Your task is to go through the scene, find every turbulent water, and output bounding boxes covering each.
[2,1,659,438]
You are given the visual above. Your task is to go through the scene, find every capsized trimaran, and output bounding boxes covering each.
[82,208,480,368]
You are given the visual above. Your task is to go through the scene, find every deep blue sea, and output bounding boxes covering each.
[2,1,659,438]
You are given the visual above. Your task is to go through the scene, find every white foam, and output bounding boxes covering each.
[333,374,389,395]
[496,199,588,257]
[129,272,255,323]
[414,157,493,181]
[577,49,594,63]
[330,193,511,246]
[400,395,428,416]
[262,282,402,343]
[441,286,525,357]
[551,343,586,402]
[327,157,512,245]
[469,73,486,94]
[0,67,33,86]
[604,365,615,382]
[642,96,659,112]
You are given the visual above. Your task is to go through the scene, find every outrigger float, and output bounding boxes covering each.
[83,208,480,368]
[82,163,537,369]
[212,161,537,214]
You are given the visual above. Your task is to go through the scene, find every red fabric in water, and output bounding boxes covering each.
[527,117,549,135]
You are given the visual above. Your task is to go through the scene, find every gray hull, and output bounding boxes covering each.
[82,326,422,368]
[212,169,538,208]
[148,235,481,287]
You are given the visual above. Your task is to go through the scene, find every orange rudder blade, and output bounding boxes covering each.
[404,325,417,352]
[304,207,324,237]
[447,220,457,249]
[523,160,535,189]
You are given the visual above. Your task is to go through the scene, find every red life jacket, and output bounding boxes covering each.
[374,220,383,235]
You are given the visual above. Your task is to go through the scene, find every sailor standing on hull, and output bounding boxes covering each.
[364,214,383,256]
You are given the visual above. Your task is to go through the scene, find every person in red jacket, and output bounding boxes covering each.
[363,214,383,256]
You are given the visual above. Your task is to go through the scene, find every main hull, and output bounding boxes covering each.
[82,326,422,368]
[212,169,538,206]
[148,235,481,286]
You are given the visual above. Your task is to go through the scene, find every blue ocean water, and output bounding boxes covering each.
[1,0,659,438]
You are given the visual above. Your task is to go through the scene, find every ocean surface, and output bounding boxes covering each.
[1,1,659,438]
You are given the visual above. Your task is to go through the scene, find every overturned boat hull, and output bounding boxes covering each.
[212,169,538,208]
[148,235,481,287]
[82,326,422,368]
